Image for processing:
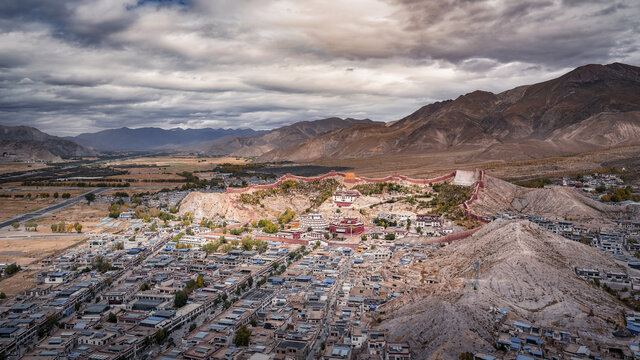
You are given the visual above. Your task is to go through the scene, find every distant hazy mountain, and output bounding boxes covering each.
[69,127,262,151]
[205,117,382,157]
[0,125,95,161]
[259,63,640,162]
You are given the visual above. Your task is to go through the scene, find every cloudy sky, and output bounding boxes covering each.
[1,0,639,136]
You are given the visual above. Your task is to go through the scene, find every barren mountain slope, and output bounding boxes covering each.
[261,63,640,162]
[379,220,626,359]
[0,125,95,160]
[0,140,61,162]
[471,176,621,224]
[206,117,380,157]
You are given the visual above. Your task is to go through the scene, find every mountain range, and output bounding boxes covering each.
[2,62,639,163]
[259,63,640,162]
[204,117,381,157]
[67,127,262,151]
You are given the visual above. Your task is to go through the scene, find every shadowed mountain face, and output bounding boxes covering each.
[69,127,262,151]
[0,125,95,161]
[259,63,640,162]
[205,117,382,157]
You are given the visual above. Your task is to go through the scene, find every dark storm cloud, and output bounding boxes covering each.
[388,0,638,67]
[0,1,126,46]
[0,0,638,136]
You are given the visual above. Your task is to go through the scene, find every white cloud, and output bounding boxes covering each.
[0,0,638,136]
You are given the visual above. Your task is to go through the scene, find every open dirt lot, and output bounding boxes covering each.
[0,232,86,296]
[0,269,38,297]
[0,189,88,222]
[0,232,84,266]
[39,201,109,231]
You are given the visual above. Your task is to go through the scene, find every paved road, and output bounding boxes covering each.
[0,188,108,229]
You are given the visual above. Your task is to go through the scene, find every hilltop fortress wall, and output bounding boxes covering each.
[462,170,489,224]
[225,170,458,194]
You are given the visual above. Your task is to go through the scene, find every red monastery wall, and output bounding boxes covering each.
[226,170,457,194]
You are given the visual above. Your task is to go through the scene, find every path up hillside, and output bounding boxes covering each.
[379,220,626,359]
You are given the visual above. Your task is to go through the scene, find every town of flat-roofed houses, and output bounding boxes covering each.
[3,3,640,358]
[1,164,640,360]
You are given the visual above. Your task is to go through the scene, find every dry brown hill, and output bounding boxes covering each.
[471,176,622,225]
[0,125,94,161]
[259,63,640,162]
[379,220,627,359]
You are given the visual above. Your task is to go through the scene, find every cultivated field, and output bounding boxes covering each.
[99,155,250,189]
[106,155,248,172]
[0,162,51,175]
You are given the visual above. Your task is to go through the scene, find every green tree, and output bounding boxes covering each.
[53,192,59,199]
[61,193,71,199]
[154,329,166,344]
[174,290,188,308]
[385,233,396,240]
[85,193,96,205]
[459,352,473,360]
[141,283,150,291]
[92,256,114,273]
[261,220,279,234]
[0,292,6,299]
[361,235,367,241]
[107,312,117,323]
[233,325,252,346]
[4,264,21,275]
[74,222,83,233]
[196,275,206,288]
[11,222,19,229]
[278,208,296,225]
[25,221,38,231]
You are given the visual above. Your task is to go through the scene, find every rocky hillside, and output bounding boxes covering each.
[178,178,426,223]
[206,117,381,157]
[471,176,623,225]
[259,63,640,162]
[0,125,94,161]
[379,220,627,358]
